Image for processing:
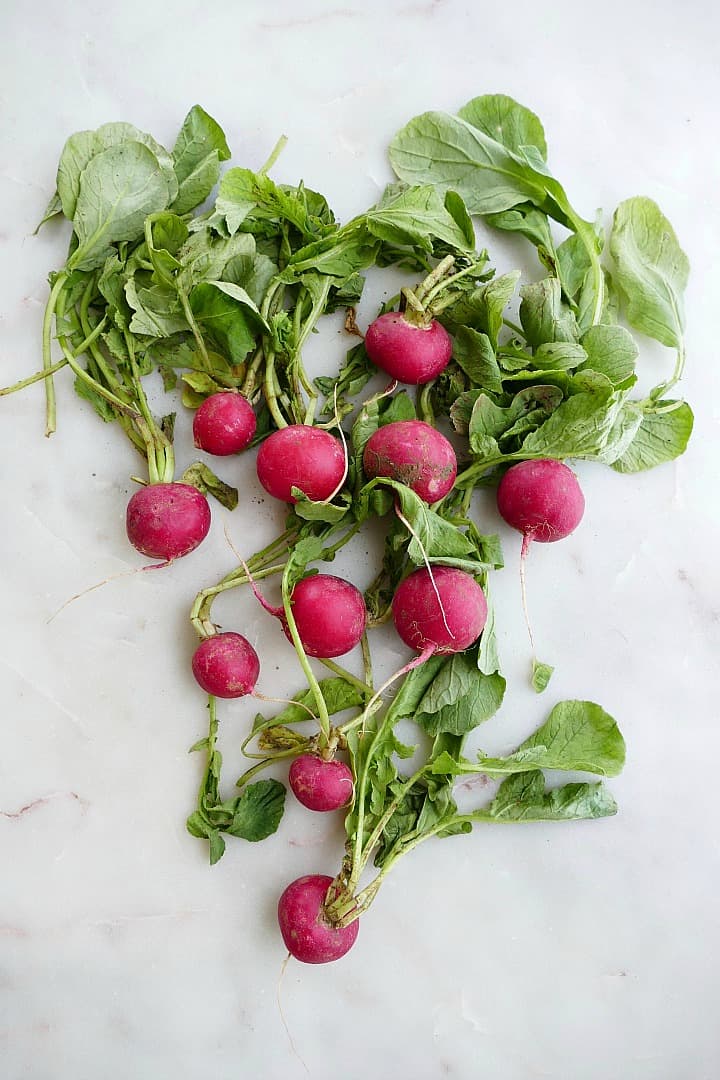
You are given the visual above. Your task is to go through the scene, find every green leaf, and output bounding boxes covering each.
[457,94,547,158]
[292,489,351,524]
[223,250,278,308]
[610,196,689,349]
[531,659,554,693]
[484,203,556,262]
[477,700,625,778]
[475,771,617,822]
[373,480,475,563]
[452,327,503,392]
[533,342,587,371]
[35,190,63,232]
[68,142,171,271]
[252,678,364,734]
[612,401,693,473]
[189,280,265,364]
[171,105,230,215]
[477,591,501,676]
[389,111,563,217]
[441,271,520,346]
[519,278,579,347]
[579,324,638,386]
[521,386,619,459]
[73,373,117,422]
[415,651,506,736]
[181,462,238,510]
[556,232,592,301]
[225,779,286,841]
[468,385,563,452]
[366,183,473,252]
[125,278,189,338]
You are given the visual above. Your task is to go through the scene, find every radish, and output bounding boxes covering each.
[191,632,260,698]
[256,425,345,504]
[363,419,457,503]
[289,754,354,812]
[392,566,487,655]
[251,573,367,659]
[126,482,211,561]
[193,392,256,456]
[496,459,585,689]
[365,312,452,385]
[496,459,585,550]
[277,874,359,963]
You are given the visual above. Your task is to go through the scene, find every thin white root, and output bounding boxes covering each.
[395,504,454,642]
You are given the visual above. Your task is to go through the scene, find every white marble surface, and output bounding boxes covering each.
[1,2,719,1077]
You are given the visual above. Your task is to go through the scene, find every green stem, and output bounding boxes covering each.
[319,658,373,698]
[502,317,524,337]
[259,134,288,176]
[55,296,139,420]
[0,358,67,396]
[41,272,67,435]
[191,561,288,638]
[236,748,301,789]
[356,766,427,878]
[281,565,331,748]
[423,258,487,310]
[124,331,173,484]
[648,340,686,403]
[179,290,211,366]
[360,632,373,692]
[414,254,455,305]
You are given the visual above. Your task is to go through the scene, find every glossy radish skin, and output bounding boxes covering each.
[193,392,256,456]
[392,566,488,654]
[496,460,585,545]
[363,420,457,503]
[256,426,345,503]
[126,482,210,560]
[278,875,359,964]
[283,574,366,658]
[289,755,354,812]
[191,632,260,698]
[365,312,452,385]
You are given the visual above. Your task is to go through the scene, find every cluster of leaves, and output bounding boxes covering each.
[36,105,491,490]
[178,95,691,926]
[390,94,693,478]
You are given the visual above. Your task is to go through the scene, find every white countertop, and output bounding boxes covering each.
[1,2,719,1078]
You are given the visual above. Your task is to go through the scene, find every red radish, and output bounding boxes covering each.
[256,425,345,503]
[191,632,260,698]
[278,875,359,964]
[193,392,256,456]
[363,420,457,503]
[250,573,366,659]
[496,459,585,551]
[392,566,487,654]
[496,459,585,687]
[126,482,210,560]
[283,575,366,658]
[365,312,452,385]
[289,755,354,812]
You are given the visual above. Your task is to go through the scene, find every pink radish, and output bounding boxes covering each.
[363,419,457,503]
[193,392,256,456]
[251,573,366,659]
[392,566,487,655]
[496,459,585,550]
[191,632,260,698]
[126,482,210,561]
[289,755,354,812]
[256,425,345,503]
[496,459,585,689]
[365,312,452,385]
[278,874,359,963]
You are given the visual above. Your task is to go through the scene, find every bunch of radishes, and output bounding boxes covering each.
[179,291,588,964]
[10,95,691,968]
